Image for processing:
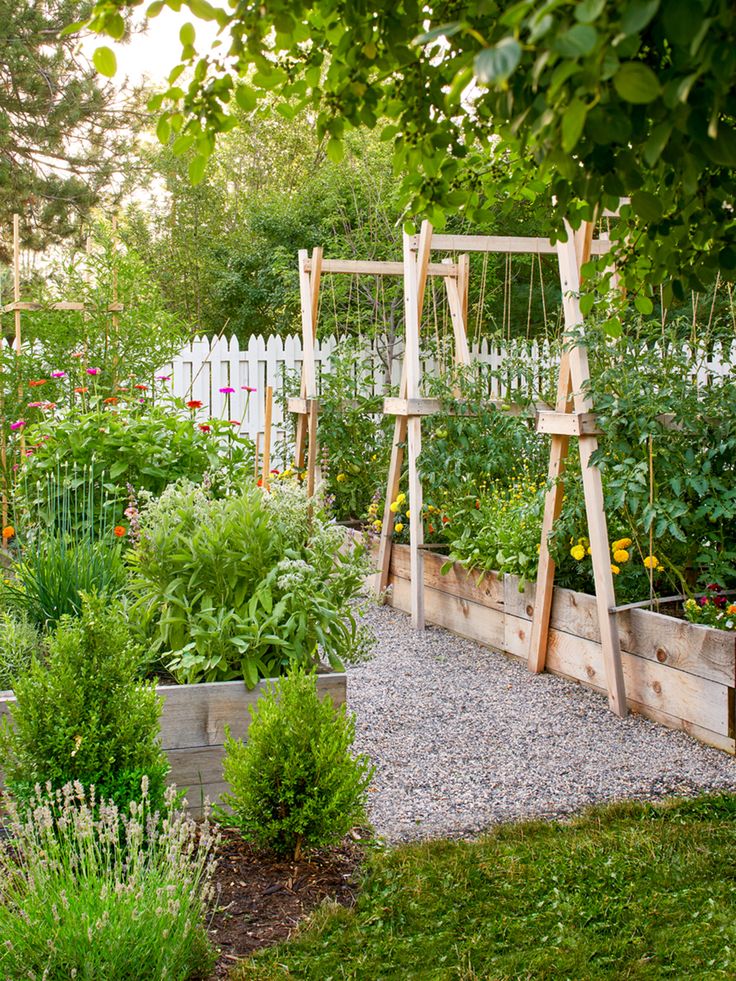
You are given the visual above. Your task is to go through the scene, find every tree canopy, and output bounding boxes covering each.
[0,0,139,256]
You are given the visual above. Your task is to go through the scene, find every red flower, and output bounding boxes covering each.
[186,400,203,409]
[134,383,148,390]
[198,423,211,433]
[28,379,47,387]
[74,387,88,394]
[113,525,126,538]
[104,397,119,405]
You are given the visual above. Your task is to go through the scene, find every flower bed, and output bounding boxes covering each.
[384,544,735,754]
[0,673,346,818]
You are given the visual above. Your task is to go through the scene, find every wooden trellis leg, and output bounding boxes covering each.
[529,223,626,718]
[375,221,433,602]
[295,247,322,477]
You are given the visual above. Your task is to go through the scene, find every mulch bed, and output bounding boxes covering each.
[207,828,367,977]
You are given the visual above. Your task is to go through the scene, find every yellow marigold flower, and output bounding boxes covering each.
[643,555,658,570]
[336,473,347,483]
[372,519,382,531]
[611,564,620,575]
[570,544,586,561]
[405,509,411,518]
[612,538,632,551]
[613,549,630,564]
[397,493,406,504]
[586,547,592,555]
[368,503,378,515]
[395,522,404,533]
[389,501,400,513]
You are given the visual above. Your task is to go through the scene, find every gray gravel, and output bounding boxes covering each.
[347,603,736,843]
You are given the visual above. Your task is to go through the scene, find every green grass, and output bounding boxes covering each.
[232,795,736,980]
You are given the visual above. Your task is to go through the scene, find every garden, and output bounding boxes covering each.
[2,0,736,978]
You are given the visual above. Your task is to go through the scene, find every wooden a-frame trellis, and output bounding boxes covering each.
[289,221,626,718]
[287,246,469,495]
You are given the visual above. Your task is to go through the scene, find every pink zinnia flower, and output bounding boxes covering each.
[27,401,43,408]
[86,367,100,376]
[242,385,257,392]
[50,371,66,379]
[156,375,171,381]
[219,386,235,394]
[10,420,25,431]
[71,352,84,359]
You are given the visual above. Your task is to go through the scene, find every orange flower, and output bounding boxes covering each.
[28,379,47,387]
[2,526,15,539]
[113,525,126,538]
[103,397,119,405]
[74,386,88,394]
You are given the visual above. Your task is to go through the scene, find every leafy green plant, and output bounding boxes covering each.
[0,781,217,981]
[0,594,169,813]
[131,481,372,686]
[0,612,39,691]
[220,668,374,859]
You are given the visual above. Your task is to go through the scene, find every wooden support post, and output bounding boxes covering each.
[13,215,24,459]
[375,221,433,600]
[295,247,322,471]
[528,222,626,718]
[254,431,261,484]
[111,216,119,386]
[261,385,273,491]
[306,398,318,498]
[444,260,471,368]
[457,253,470,330]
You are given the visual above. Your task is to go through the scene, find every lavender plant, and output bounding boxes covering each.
[0,780,218,980]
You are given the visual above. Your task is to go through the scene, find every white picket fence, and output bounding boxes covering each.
[159,334,736,447]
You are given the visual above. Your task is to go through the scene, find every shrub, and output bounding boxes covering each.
[0,594,169,813]
[220,668,374,859]
[0,781,217,981]
[0,612,39,691]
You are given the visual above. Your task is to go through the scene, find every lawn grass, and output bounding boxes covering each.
[232,795,736,980]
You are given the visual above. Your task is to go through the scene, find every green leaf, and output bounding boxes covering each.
[579,292,595,316]
[474,38,522,84]
[631,190,663,222]
[413,22,463,45]
[235,84,257,111]
[187,0,222,22]
[180,21,195,46]
[575,0,605,23]
[147,1,165,15]
[92,46,117,78]
[642,121,672,166]
[620,0,660,36]
[634,294,654,315]
[554,24,598,58]
[614,62,661,103]
[189,154,207,184]
[156,116,171,144]
[561,98,587,151]
[107,13,126,40]
[326,138,344,163]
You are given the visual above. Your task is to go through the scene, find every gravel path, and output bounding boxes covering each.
[348,604,736,843]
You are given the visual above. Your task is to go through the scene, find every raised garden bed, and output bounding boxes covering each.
[385,544,735,754]
[0,674,347,818]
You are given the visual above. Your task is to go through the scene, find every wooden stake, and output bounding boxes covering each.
[111,216,119,386]
[306,398,318,498]
[261,386,273,491]
[254,431,261,484]
[13,215,25,459]
[295,247,322,470]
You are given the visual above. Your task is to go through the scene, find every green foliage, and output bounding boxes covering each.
[0,595,169,813]
[2,529,125,630]
[220,668,373,858]
[0,782,217,980]
[233,795,736,979]
[88,0,736,300]
[130,481,372,686]
[12,397,254,532]
[0,612,39,691]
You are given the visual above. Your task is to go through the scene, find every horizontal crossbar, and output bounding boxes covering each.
[535,410,600,436]
[303,258,458,277]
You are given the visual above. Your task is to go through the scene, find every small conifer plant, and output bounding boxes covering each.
[220,668,374,859]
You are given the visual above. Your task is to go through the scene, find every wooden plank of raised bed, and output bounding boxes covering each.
[158,676,346,751]
[167,745,225,788]
[505,579,735,687]
[389,577,506,651]
[390,546,504,611]
[183,781,230,818]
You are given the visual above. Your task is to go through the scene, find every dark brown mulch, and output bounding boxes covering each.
[207,828,366,978]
